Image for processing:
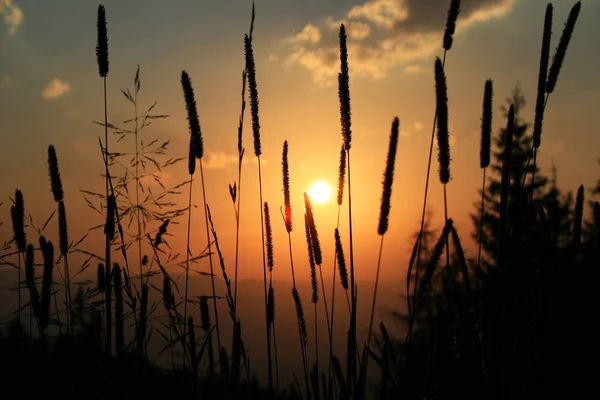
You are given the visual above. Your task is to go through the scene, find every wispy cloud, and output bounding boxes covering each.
[42,79,71,99]
[282,0,517,86]
[0,0,23,35]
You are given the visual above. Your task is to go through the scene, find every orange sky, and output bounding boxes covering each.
[1,0,599,289]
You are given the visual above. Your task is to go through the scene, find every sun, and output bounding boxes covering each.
[308,181,332,204]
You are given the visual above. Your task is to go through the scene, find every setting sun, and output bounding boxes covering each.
[308,181,332,204]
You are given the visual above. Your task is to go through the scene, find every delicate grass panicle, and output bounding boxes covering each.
[335,228,348,290]
[96,5,109,78]
[244,34,261,157]
[282,141,292,232]
[573,184,584,252]
[434,57,450,184]
[481,80,493,169]
[181,71,203,159]
[546,1,581,94]
[378,117,400,236]
[443,0,460,51]
[337,144,347,206]
[533,4,553,149]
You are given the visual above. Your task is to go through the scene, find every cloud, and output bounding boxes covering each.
[42,79,70,99]
[291,23,322,44]
[404,64,421,73]
[202,151,238,170]
[0,0,23,35]
[413,121,424,131]
[1,74,11,85]
[347,21,372,40]
[282,0,517,86]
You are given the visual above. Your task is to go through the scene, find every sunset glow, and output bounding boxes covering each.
[308,181,332,204]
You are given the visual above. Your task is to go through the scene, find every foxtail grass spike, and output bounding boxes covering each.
[11,189,26,252]
[337,143,346,206]
[378,117,399,236]
[338,25,352,149]
[181,71,203,159]
[58,201,68,256]
[265,202,274,271]
[96,5,109,77]
[282,141,292,232]
[48,145,64,202]
[334,228,348,290]
[417,220,453,310]
[450,226,472,299]
[244,34,261,157]
[303,192,322,265]
[546,2,581,94]
[533,4,553,149]
[292,288,308,345]
[481,80,493,168]
[434,57,451,184]
[305,214,318,304]
[104,195,115,241]
[573,184,584,252]
[162,275,173,311]
[443,0,460,50]
[200,295,210,331]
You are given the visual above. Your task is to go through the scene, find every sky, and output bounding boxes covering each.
[1,0,600,291]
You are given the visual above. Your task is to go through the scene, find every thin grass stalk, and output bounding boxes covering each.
[183,142,195,369]
[367,117,399,354]
[265,202,280,390]
[104,194,116,354]
[199,160,221,364]
[245,27,273,391]
[434,56,452,286]
[48,145,72,334]
[330,143,346,386]
[573,185,584,255]
[293,287,311,400]
[477,79,493,291]
[499,105,515,270]
[523,2,581,190]
[113,264,124,355]
[408,0,459,345]
[11,190,26,325]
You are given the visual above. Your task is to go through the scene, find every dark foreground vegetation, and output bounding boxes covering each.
[1,1,596,399]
